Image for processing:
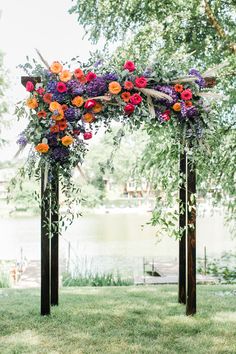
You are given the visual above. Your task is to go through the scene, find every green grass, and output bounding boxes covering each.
[0,285,236,353]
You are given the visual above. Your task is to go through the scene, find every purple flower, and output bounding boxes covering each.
[102,73,119,81]
[155,85,178,106]
[186,106,198,118]
[47,134,58,147]
[51,147,69,162]
[155,109,165,124]
[86,77,108,97]
[64,107,81,122]
[52,92,67,103]
[189,68,206,88]
[94,59,103,68]
[67,80,84,97]
[143,68,153,77]
[17,133,27,146]
[181,101,187,118]
[46,80,57,93]
[181,102,199,119]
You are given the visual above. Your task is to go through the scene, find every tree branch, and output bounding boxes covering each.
[204,0,236,54]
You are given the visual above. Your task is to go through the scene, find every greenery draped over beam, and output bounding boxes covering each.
[70,0,236,235]
[0,51,8,146]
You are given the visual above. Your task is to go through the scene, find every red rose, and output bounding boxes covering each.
[135,76,147,88]
[36,87,45,95]
[26,81,34,92]
[162,110,171,121]
[181,89,192,100]
[83,132,93,140]
[84,99,97,109]
[86,72,97,82]
[130,93,142,105]
[56,82,67,93]
[124,61,136,72]
[124,103,135,115]
[73,129,80,136]
[124,81,134,90]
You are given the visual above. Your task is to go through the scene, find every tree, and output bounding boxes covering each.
[69,0,236,235]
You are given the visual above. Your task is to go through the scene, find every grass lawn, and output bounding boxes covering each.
[0,285,236,354]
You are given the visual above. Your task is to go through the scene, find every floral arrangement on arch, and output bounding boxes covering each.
[17,57,211,172]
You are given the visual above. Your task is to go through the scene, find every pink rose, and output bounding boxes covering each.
[124,61,136,72]
[124,103,135,115]
[57,82,67,93]
[130,93,142,105]
[83,132,93,140]
[135,76,147,88]
[86,72,97,82]
[84,99,96,109]
[36,87,45,95]
[26,81,34,92]
[181,89,192,100]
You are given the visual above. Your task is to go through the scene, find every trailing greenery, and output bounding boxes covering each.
[62,271,133,286]
[0,50,8,146]
[1,286,236,353]
[198,251,236,283]
[69,0,236,236]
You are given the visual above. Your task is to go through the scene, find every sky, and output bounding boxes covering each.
[0,0,109,161]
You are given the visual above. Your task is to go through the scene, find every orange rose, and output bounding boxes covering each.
[109,81,122,95]
[174,84,183,93]
[58,119,67,131]
[172,102,181,112]
[50,125,60,134]
[83,112,95,123]
[50,61,63,74]
[74,68,84,79]
[49,101,61,112]
[92,102,103,113]
[26,97,38,109]
[78,75,87,84]
[185,101,193,107]
[37,110,47,119]
[52,108,64,121]
[61,136,74,146]
[72,96,84,107]
[59,70,72,82]
[43,93,52,104]
[35,143,49,153]
[121,92,131,102]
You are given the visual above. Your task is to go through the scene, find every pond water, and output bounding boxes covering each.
[0,209,234,277]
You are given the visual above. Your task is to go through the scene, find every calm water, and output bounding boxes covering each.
[0,210,234,275]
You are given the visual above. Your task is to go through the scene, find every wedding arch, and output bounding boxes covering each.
[16,55,216,316]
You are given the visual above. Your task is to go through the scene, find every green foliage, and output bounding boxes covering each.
[62,271,133,286]
[198,251,236,283]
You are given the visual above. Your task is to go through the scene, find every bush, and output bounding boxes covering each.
[198,251,236,284]
[0,270,10,288]
[62,271,133,287]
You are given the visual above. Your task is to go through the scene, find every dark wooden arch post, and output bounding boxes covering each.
[41,169,51,315]
[51,168,59,306]
[178,149,187,304]
[21,76,60,314]
[186,153,196,315]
